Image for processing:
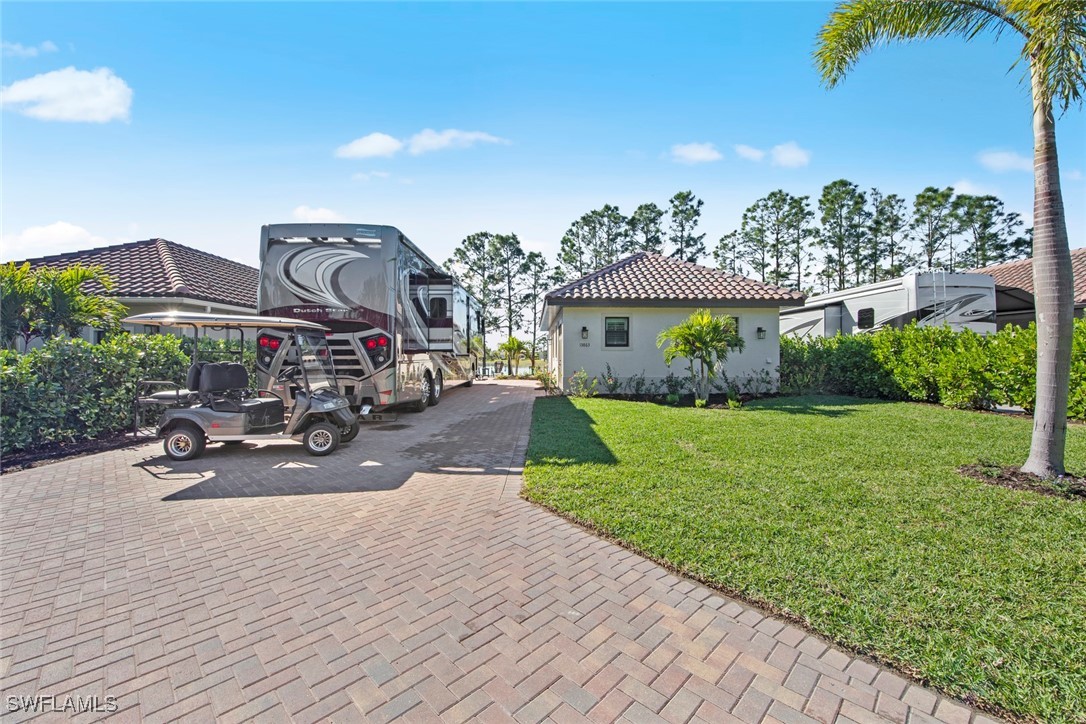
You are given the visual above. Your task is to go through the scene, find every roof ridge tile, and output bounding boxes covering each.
[155,239,190,295]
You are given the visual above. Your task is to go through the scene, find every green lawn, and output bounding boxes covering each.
[522,396,1086,722]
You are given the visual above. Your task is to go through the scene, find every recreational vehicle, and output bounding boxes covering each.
[257,223,481,413]
[780,271,997,338]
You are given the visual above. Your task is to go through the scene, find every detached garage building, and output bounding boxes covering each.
[542,252,805,392]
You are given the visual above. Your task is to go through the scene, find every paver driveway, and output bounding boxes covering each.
[1,381,995,723]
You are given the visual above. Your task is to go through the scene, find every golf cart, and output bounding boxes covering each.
[126,312,367,461]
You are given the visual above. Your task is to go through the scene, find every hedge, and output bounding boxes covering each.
[780,318,1086,420]
[1,335,259,455]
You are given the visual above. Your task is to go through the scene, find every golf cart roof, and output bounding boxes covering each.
[124,311,330,331]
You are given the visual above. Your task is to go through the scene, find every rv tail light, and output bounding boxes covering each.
[258,335,269,348]
[377,336,389,347]
[269,338,281,351]
[364,338,378,350]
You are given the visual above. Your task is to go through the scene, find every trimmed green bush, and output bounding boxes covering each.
[1,334,190,454]
[780,334,898,398]
[781,319,1085,420]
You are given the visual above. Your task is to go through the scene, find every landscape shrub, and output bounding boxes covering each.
[871,325,955,402]
[1,334,189,455]
[567,368,598,398]
[1069,321,1086,421]
[535,370,561,396]
[986,323,1037,412]
[780,318,1086,420]
[933,329,994,410]
[600,363,622,394]
[780,334,898,398]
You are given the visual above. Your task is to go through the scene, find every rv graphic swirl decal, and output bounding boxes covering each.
[277,246,370,308]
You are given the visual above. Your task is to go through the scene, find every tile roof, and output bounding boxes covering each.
[545,252,806,306]
[972,247,1086,306]
[12,239,258,309]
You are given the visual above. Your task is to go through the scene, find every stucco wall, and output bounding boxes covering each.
[549,305,783,392]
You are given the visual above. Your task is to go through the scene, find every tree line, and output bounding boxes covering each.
[556,190,709,278]
[551,182,1031,296]
[717,181,1031,294]
[444,232,561,374]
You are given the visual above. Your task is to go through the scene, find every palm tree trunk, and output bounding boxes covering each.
[1022,67,1074,479]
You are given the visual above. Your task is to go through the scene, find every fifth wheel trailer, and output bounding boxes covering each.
[256,223,481,413]
[780,272,997,338]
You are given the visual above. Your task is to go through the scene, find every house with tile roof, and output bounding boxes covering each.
[14,238,258,341]
[542,252,806,392]
[972,248,1086,328]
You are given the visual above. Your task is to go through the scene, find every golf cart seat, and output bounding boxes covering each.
[199,362,284,427]
[138,363,205,406]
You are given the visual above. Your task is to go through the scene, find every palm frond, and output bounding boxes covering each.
[815,0,1021,87]
[1011,0,1086,110]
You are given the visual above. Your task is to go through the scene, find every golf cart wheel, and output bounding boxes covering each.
[164,425,205,461]
[303,422,340,456]
[412,373,432,413]
[429,371,443,406]
[339,421,359,443]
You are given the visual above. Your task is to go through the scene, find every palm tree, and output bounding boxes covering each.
[815,1,1084,478]
[497,336,529,376]
[0,262,37,349]
[0,262,124,348]
[657,309,745,402]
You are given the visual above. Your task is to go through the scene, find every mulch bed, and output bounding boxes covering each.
[1,434,151,475]
[959,462,1086,500]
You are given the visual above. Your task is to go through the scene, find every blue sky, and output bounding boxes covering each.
[3,2,1083,270]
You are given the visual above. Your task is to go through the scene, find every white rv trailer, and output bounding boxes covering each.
[780,271,997,338]
[256,223,481,413]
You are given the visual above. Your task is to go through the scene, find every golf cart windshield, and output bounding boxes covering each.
[296,332,336,391]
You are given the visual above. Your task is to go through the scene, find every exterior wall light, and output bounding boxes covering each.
[581,326,589,339]
[756,327,766,339]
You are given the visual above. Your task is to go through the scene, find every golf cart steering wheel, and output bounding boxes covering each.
[276,366,300,383]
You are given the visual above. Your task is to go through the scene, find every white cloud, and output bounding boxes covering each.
[2,41,59,58]
[769,141,811,168]
[951,179,997,196]
[407,128,509,155]
[1,221,109,261]
[335,132,404,159]
[734,144,766,162]
[292,205,344,223]
[0,66,132,122]
[1064,169,1083,182]
[669,142,723,164]
[336,128,509,160]
[977,149,1032,173]
[351,171,391,181]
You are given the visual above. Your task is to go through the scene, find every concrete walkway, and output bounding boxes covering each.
[0,381,996,723]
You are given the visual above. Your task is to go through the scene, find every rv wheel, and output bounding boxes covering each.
[429,371,443,406]
[464,369,474,388]
[164,425,205,461]
[412,373,432,413]
[303,422,340,456]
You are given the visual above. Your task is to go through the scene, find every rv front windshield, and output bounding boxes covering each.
[294,331,337,391]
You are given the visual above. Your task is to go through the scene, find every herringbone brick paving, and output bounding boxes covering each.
[0,381,998,723]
